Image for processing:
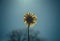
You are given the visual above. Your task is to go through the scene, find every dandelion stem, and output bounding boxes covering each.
[28,24,30,41]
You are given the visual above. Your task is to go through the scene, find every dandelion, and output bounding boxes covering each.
[24,12,37,27]
[24,12,37,41]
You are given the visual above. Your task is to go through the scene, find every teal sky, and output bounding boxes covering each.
[0,0,59,41]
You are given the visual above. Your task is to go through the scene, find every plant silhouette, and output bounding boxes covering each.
[8,29,46,41]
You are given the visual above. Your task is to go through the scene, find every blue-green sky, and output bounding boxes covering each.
[0,0,60,41]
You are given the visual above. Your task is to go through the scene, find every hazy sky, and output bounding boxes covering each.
[0,0,60,41]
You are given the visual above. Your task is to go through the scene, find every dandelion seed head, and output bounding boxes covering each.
[24,12,37,27]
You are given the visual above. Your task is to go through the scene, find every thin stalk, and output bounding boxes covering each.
[28,24,30,41]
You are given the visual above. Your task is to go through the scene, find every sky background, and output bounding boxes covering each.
[0,0,60,41]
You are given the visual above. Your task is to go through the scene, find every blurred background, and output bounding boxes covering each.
[0,0,60,41]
